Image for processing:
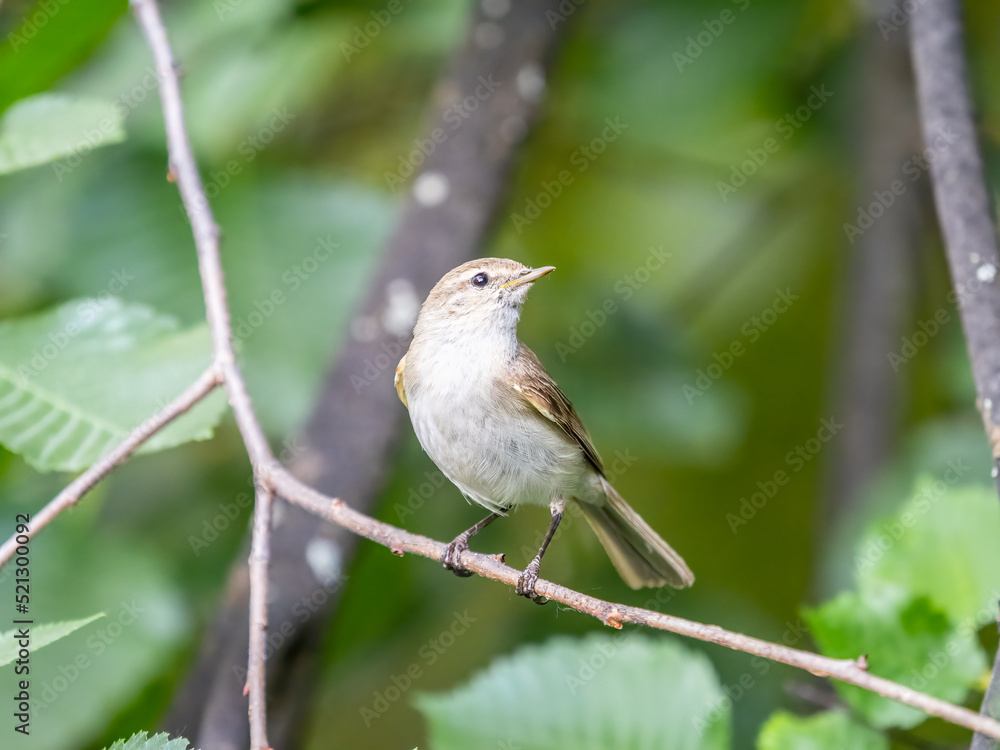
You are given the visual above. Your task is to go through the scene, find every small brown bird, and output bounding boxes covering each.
[394,258,694,601]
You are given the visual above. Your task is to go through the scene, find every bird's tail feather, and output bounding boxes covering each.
[579,477,694,590]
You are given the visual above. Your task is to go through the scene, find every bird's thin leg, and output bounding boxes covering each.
[516,499,565,604]
[442,512,502,577]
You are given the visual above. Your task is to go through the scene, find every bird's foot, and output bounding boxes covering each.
[515,560,548,605]
[442,535,475,577]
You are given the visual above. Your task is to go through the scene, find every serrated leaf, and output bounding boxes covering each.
[805,587,985,729]
[416,634,730,750]
[0,524,190,746]
[0,94,125,175]
[855,481,1000,625]
[0,613,103,667]
[757,710,887,750]
[102,730,195,750]
[0,298,226,471]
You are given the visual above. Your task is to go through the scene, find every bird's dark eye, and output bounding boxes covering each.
[471,272,489,288]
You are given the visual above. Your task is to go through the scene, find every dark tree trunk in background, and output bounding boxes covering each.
[909,1,1000,746]
[825,6,921,520]
[161,1,572,748]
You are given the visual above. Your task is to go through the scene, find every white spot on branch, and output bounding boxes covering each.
[305,537,342,584]
[516,63,546,102]
[383,278,420,337]
[413,171,449,206]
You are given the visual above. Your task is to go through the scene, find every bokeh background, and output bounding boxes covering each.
[2,0,1000,748]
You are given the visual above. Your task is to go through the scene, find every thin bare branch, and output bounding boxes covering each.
[130,2,279,746]
[247,483,274,750]
[129,0,273,471]
[267,471,1000,740]
[162,0,570,743]
[909,0,1000,460]
[909,1,1000,745]
[0,366,220,567]
[1,0,997,745]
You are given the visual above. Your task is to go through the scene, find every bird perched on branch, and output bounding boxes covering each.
[394,258,693,602]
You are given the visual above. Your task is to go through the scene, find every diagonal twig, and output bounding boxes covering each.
[129,0,277,746]
[161,0,571,745]
[0,365,220,566]
[267,471,1000,740]
[0,0,998,745]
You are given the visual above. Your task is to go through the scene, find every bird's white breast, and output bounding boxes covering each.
[404,332,586,513]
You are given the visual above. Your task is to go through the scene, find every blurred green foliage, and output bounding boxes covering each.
[100,732,195,750]
[757,710,887,750]
[0,0,999,748]
[417,634,731,749]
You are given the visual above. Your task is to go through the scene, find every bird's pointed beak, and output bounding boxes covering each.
[502,266,556,288]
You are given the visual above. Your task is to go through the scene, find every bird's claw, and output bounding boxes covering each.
[442,536,475,577]
[515,561,548,605]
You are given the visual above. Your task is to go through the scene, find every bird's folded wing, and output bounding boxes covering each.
[394,354,407,407]
[510,344,603,474]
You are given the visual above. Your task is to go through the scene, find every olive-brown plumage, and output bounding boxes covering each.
[395,258,693,599]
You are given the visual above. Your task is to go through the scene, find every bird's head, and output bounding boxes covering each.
[417,258,555,334]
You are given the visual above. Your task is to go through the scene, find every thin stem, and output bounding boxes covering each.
[130,1,278,744]
[247,484,274,750]
[129,0,273,471]
[909,1,1000,745]
[269,471,1000,740]
[0,366,220,567]
[0,0,996,744]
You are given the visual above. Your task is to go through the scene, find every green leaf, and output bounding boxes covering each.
[0,522,191,746]
[416,633,730,750]
[757,710,887,750]
[102,731,196,750]
[856,481,1000,626]
[0,94,125,175]
[0,613,103,667]
[0,298,226,471]
[804,587,985,729]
